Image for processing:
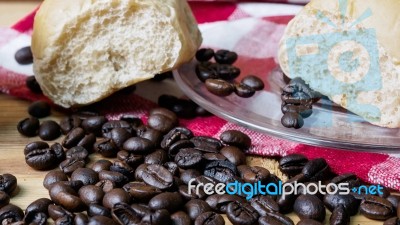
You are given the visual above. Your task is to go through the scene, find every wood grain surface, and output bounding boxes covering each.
[0,2,385,224]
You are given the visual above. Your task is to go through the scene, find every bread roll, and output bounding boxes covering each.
[278,0,400,128]
[32,0,202,108]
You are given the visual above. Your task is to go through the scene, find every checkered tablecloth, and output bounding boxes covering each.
[1,1,399,191]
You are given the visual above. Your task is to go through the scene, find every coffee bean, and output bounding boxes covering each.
[226,201,259,225]
[205,79,235,96]
[279,154,308,176]
[323,194,359,216]
[149,192,183,212]
[384,217,400,225]
[387,195,400,210]
[196,62,219,82]
[48,204,73,221]
[88,204,111,217]
[171,211,192,225]
[102,188,130,209]
[250,196,279,216]
[94,139,119,157]
[204,160,237,183]
[110,128,132,148]
[216,64,241,80]
[119,115,143,128]
[123,137,155,154]
[179,184,206,200]
[91,159,112,173]
[0,204,24,223]
[330,205,350,225]
[158,94,179,109]
[203,153,227,162]
[55,191,85,212]
[66,146,88,160]
[180,169,202,185]
[237,165,270,183]
[171,99,198,119]
[148,108,178,133]
[24,212,47,225]
[214,49,238,64]
[81,116,107,136]
[184,199,212,220]
[0,192,9,210]
[302,158,330,181]
[98,171,128,187]
[379,186,391,199]
[141,164,174,190]
[74,213,89,225]
[136,125,163,145]
[26,76,42,94]
[196,48,215,62]
[62,127,86,149]
[28,101,51,118]
[111,202,142,225]
[195,211,225,225]
[283,77,320,102]
[220,130,251,149]
[281,112,304,129]
[145,149,168,165]
[123,182,161,202]
[39,120,61,141]
[206,194,245,214]
[297,219,323,225]
[191,136,223,153]
[95,180,116,193]
[88,215,118,225]
[25,147,58,170]
[110,161,135,180]
[276,174,307,214]
[25,198,52,217]
[77,133,96,151]
[258,212,294,225]
[161,127,194,149]
[59,115,81,135]
[117,150,143,168]
[59,157,86,175]
[169,140,195,159]
[360,195,393,220]
[164,161,179,176]
[43,171,68,189]
[17,117,40,137]
[241,75,264,91]
[234,83,255,98]
[71,168,98,186]
[15,46,33,64]
[175,148,203,169]
[102,120,132,138]
[281,103,312,118]
[294,195,326,222]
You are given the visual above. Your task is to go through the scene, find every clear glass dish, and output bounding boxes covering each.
[173,59,400,152]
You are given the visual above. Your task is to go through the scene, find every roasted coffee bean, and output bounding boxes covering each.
[175,148,203,169]
[74,111,100,120]
[43,171,68,189]
[24,212,47,225]
[17,117,40,137]
[323,194,359,216]
[59,158,86,174]
[25,147,58,170]
[71,168,98,186]
[220,130,251,150]
[149,192,183,212]
[15,46,33,64]
[164,161,179,176]
[28,101,51,118]
[281,103,312,118]
[110,161,134,179]
[55,191,85,212]
[221,146,246,166]
[360,195,393,220]
[119,115,143,128]
[49,182,77,203]
[250,196,279,216]
[204,160,237,183]
[94,139,119,157]
[123,182,161,202]
[80,116,107,136]
[169,140,195,159]
[136,125,163,146]
[171,211,192,225]
[51,143,66,162]
[39,120,61,140]
[26,76,42,94]
[196,48,215,62]
[88,204,111,217]
[330,173,361,190]
[48,204,73,221]
[216,64,241,80]
[161,127,194,149]
[281,112,304,129]
[66,146,88,160]
[170,99,198,119]
[206,194,245,214]
[184,199,212,220]
[234,83,255,98]
[294,195,326,222]
[195,211,225,225]
[110,128,132,148]
[145,149,168,165]
[98,170,128,187]
[237,165,270,183]
[276,174,307,214]
[384,217,400,225]
[302,158,330,181]
[59,115,81,135]
[77,133,96,151]
[214,49,238,64]
[0,204,24,223]
[330,205,350,225]
[102,120,132,138]
[279,154,308,176]
[148,108,178,133]
[141,164,174,190]
[95,180,116,193]
[297,219,323,225]
[158,94,179,108]
[102,188,130,209]
[111,202,142,225]
[180,169,201,185]
[88,215,118,225]
[191,136,223,153]
[196,62,219,82]
[74,213,88,225]
[258,212,294,225]
[283,77,320,101]
[203,153,227,162]
[62,127,86,149]
[387,195,400,210]
[241,75,264,91]
[117,150,143,167]
[179,184,206,200]
[24,141,49,155]
[91,159,112,173]
[123,137,155,154]
[25,198,52,218]
[205,79,235,97]
[226,201,259,225]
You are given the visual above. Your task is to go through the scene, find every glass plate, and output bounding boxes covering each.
[173,59,400,152]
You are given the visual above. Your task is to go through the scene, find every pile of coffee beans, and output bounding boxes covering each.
[195,48,264,98]
[281,77,321,129]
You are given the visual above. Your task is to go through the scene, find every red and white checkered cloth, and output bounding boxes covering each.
[1,2,399,191]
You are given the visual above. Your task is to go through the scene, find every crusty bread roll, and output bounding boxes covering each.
[278,0,400,128]
[32,0,202,108]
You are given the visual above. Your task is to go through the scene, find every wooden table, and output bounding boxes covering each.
[0,1,382,224]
